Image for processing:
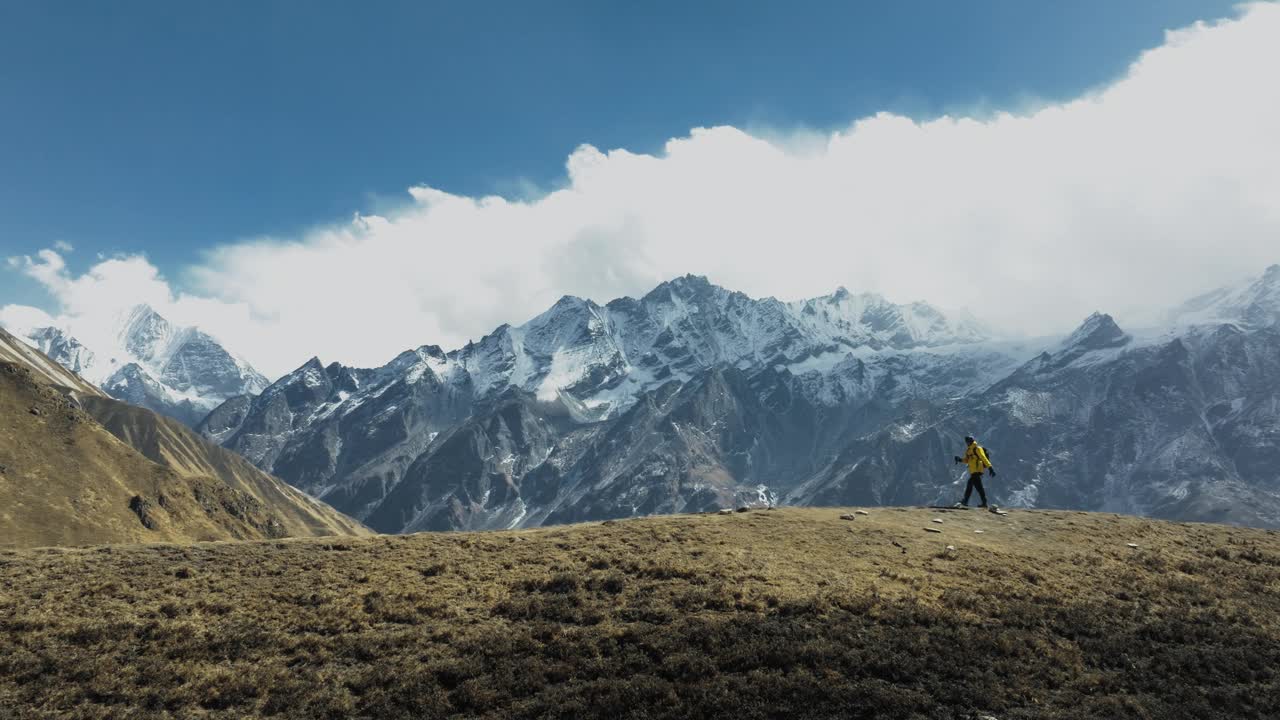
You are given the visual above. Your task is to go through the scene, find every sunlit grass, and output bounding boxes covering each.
[2,507,1278,718]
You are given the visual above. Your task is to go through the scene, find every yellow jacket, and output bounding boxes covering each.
[964,443,992,474]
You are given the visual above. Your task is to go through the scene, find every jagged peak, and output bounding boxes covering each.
[254,356,330,398]
[603,295,642,312]
[111,361,151,376]
[26,325,64,339]
[806,287,889,309]
[632,274,732,308]
[119,303,169,330]
[516,295,606,338]
[1169,263,1280,329]
[416,344,447,359]
[1061,312,1129,352]
[672,273,713,287]
[128,302,160,318]
[551,294,589,309]
[652,273,721,299]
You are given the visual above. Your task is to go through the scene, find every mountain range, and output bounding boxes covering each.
[183,267,1278,532]
[9,267,1279,534]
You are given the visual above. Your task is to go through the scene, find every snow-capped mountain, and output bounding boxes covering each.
[23,327,96,375]
[451,275,993,416]
[203,268,1280,533]
[790,269,1280,527]
[198,277,1019,530]
[791,311,1280,528]
[8,305,269,426]
[1170,263,1280,329]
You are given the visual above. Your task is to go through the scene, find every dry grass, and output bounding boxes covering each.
[0,361,366,548]
[2,507,1279,719]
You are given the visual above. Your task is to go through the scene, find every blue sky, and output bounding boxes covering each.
[1,0,1240,307]
[4,1,1278,377]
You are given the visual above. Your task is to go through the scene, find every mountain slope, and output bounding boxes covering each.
[0,329,367,548]
[80,395,369,539]
[2,508,1277,719]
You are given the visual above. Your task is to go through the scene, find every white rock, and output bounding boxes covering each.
[924,527,942,534]
[931,518,944,524]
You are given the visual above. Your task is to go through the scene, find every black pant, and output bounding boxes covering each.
[962,473,987,506]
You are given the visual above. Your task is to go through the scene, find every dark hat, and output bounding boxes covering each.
[964,435,975,444]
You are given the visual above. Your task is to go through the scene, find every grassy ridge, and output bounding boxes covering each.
[2,507,1279,719]
[0,360,367,549]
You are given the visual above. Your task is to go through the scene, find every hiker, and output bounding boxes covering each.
[953,435,995,508]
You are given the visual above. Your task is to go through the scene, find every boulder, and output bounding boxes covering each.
[128,495,159,530]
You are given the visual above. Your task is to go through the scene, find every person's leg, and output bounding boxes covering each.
[974,474,988,507]
[961,474,975,505]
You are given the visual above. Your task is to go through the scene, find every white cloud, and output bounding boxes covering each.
[52,240,74,253]
[0,304,55,338]
[4,4,1280,379]
[0,250,268,368]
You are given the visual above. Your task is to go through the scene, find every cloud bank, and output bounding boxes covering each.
[5,3,1280,378]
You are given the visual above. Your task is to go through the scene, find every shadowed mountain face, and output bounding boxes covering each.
[203,271,1280,532]
[0,328,367,548]
[791,320,1280,528]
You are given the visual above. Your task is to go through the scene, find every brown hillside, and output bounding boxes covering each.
[0,334,369,548]
[80,395,368,539]
[1,507,1277,719]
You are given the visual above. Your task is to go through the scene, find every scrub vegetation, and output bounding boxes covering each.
[2,507,1278,719]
